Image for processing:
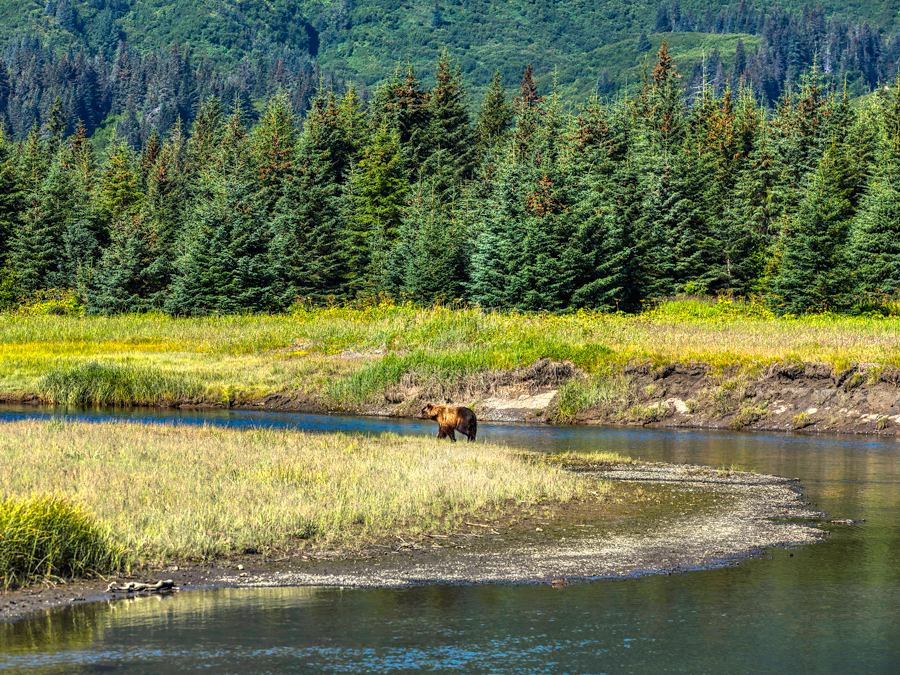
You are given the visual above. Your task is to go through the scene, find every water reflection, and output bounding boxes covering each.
[1,406,899,672]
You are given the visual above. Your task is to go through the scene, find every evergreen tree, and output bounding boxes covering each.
[847,91,900,297]
[388,161,468,303]
[166,175,275,315]
[569,98,641,311]
[252,91,298,214]
[347,124,409,296]
[13,147,79,292]
[138,123,189,306]
[769,146,854,314]
[186,97,225,175]
[97,138,143,227]
[847,148,900,296]
[270,116,348,304]
[371,64,431,172]
[469,158,526,308]
[425,51,474,182]
[0,127,23,267]
[476,71,513,155]
[84,217,156,314]
[511,65,544,158]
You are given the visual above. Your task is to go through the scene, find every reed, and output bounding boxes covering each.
[0,494,126,589]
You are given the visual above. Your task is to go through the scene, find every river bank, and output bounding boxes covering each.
[239,356,900,436]
[0,461,827,623]
[6,354,900,436]
[3,302,900,436]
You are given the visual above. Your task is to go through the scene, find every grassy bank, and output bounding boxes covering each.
[2,298,900,409]
[0,420,587,578]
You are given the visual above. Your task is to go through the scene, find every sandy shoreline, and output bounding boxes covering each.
[0,463,828,624]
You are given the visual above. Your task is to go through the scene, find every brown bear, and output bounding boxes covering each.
[418,403,477,442]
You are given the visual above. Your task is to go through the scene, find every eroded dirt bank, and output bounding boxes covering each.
[0,463,829,623]
[6,357,900,435]
[249,358,900,435]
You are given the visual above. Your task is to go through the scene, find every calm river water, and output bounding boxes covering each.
[1,405,899,673]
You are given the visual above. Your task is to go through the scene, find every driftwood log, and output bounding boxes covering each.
[106,579,176,593]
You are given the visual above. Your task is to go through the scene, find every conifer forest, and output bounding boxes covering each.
[3,13,900,316]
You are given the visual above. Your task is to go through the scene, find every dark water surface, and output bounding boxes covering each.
[1,405,899,673]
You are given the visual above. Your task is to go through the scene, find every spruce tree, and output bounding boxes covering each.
[847,94,900,297]
[476,72,513,155]
[513,89,584,310]
[139,125,189,307]
[425,51,474,182]
[769,146,854,314]
[388,160,468,303]
[847,149,900,296]
[13,147,78,292]
[270,121,347,304]
[0,126,23,267]
[569,97,640,311]
[186,97,225,175]
[469,158,526,308]
[97,138,143,227]
[84,217,155,314]
[347,124,409,297]
[252,91,298,215]
[166,175,275,315]
[370,64,431,173]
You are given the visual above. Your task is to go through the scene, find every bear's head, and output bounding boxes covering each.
[419,403,438,420]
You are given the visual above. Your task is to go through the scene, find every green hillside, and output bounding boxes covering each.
[1,0,894,97]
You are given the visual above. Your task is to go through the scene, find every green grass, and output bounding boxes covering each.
[0,420,586,565]
[39,360,207,406]
[552,371,630,423]
[2,299,900,411]
[0,494,126,589]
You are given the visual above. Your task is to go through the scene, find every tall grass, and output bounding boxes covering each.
[0,494,126,589]
[2,299,900,408]
[0,420,584,563]
[40,361,206,405]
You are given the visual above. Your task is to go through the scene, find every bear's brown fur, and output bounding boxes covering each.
[418,403,477,442]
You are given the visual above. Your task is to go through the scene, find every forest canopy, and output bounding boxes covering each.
[1,42,898,317]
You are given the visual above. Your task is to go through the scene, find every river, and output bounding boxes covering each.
[0,405,898,673]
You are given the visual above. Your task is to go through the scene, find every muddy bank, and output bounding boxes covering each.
[0,463,829,623]
[572,360,900,435]
[7,356,900,436]
[246,358,900,436]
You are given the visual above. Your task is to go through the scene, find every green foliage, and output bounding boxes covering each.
[166,175,278,315]
[348,124,409,296]
[0,494,125,589]
[476,72,513,154]
[389,167,469,303]
[270,123,348,303]
[40,360,203,405]
[17,289,84,316]
[1,51,899,319]
[769,146,855,314]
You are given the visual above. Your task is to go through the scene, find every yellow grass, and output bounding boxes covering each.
[0,420,584,563]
